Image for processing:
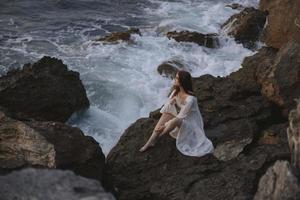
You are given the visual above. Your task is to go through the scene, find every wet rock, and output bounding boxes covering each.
[0,56,89,122]
[95,28,141,44]
[225,3,244,10]
[0,111,106,184]
[0,168,115,200]
[157,59,190,79]
[166,31,219,48]
[221,7,267,49]
[254,161,300,200]
[259,0,300,48]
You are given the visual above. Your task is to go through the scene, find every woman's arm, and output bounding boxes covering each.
[176,96,194,119]
[169,89,176,99]
[159,97,194,134]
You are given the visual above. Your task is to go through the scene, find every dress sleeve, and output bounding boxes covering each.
[168,89,176,99]
[159,90,177,116]
[176,96,194,119]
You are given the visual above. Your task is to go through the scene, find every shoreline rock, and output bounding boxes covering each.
[0,168,115,200]
[254,100,300,200]
[0,56,89,122]
[95,28,142,44]
[221,7,267,49]
[0,110,106,185]
[157,59,190,79]
[259,0,300,49]
[225,3,244,10]
[230,41,300,117]
[166,31,219,48]
[254,160,300,200]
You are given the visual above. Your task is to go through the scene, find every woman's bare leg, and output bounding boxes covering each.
[159,117,182,137]
[139,112,175,152]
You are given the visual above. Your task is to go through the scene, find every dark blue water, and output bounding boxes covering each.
[0,0,159,72]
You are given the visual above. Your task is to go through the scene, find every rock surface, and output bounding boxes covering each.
[231,41,300,117]
[104,44,296,199]
[254,160,300,200]
[0,56,89,122]
[254,101,300,200]
[0,111,106,184]
[259,0,300,48]
[95,28,141,44]
[157,59,190,79]
[225,3,244,10]
[221,7,267,49]
[105,115,289,200]
[287,98,300,174]
[0,168,115,200]
[166,31,218,48]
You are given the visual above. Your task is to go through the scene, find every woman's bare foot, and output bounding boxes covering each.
[139,138,158,152]
[139,141,156,152]
[139,129,164,152]
[139,143,155,152]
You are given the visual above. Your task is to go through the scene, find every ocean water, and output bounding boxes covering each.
[0,0,260,156]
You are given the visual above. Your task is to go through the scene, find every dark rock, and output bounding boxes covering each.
[149,108,162,120]
[105,115,289,200]
[0,111,106,184]
[166,31,219,48]
[221,7,267,49]
[231,42,300,117]
[157,59,190,79]
[230,46,278,92]
[192,74,271,161]
[254,102,300,200]
[0,168,115,200]
[271,42,300,116]
[259,0,300,48]
[225,3,244,10]
[95,28,141,44]
[258,123,288,145]
[0,56,89,122]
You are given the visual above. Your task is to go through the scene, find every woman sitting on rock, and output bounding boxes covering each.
[139,70,214,156]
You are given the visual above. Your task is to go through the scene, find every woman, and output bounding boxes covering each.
[139,70,214,157]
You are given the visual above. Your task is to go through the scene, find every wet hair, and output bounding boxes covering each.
[171,70,195,98]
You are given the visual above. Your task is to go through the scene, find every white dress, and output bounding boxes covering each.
[159,90,214,157]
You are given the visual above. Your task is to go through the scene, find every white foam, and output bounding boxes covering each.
[146,0,242,34]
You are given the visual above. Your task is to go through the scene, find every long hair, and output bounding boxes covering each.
[171,70,196,98]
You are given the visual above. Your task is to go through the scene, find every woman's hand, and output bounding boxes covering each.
[155,125,165,133]
[170,97,176,105]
